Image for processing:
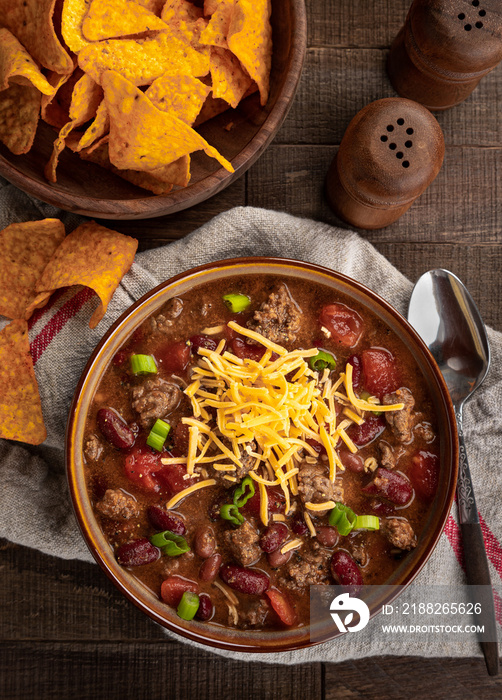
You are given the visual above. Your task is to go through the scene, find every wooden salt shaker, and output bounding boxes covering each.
[325,98,445,230]
[387,0,502,110]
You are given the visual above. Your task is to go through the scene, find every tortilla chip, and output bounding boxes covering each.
[146,74,211,125]
[0,29,55,96]
[41,68,80,129]
[204,0,221,15]
[227,0,271,106]
[102,70,233,173]
[45,74,103,182]
[0,84,41,156]
[80,139,190,194]
[199,0,234,48]
[76,100,110,151]
[78,30,210,86]
[0,219,65,320]
[61,0,93,53]
[82,0,168,42]
[27,221,138,329]
[135,0,166,15]
[0,0,73,74]
[0,320,46,445]
[162,0,204,24]
[209,46,252,108]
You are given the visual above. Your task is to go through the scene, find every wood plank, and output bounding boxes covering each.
[307,0,408,48]
[276,49,502,147]
[0,642,322,700]
[247,145,502,244]
[324,655,502,700]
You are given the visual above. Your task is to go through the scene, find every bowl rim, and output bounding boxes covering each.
[65,255,459,653]
[0,0,307,220]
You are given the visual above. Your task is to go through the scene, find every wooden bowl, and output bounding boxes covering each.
[66,257,458,653]
[0,0,306,220]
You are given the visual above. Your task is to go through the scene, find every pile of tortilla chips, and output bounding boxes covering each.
[0,218,138,445]
[0,0,272,194]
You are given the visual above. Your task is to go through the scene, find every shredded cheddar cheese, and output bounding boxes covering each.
[165,479,216,509]
[280,538,303,554]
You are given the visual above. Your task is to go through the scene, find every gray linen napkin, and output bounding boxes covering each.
[1,178,501,664]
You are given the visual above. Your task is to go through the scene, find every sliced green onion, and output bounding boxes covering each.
[150,530,190,556]
[177,591,200,621]
[220,503,244,526]
[354,515,380,531]
[223,293,251,313]
[146,418,171,451]
[309,350,336,373]
[329,503,357,536]
[130,354,157,375]
[233,476,255,508]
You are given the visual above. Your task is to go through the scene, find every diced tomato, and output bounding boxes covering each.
[158,341,190,374]
[124,446,163,493]
[156,463,197,496]
[243,485,286,517]
[319,303,364,347]
[112,349,128,367]
[361,348,400,398]
[409,450,439,501]
[347,414,386,447]
[347,354,362,390]
[265,589,298,627]
[190,334,218,354]
[160,576,198,607]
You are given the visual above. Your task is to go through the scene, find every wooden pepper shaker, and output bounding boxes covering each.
[387,0,502,110]
[325,98,445,230]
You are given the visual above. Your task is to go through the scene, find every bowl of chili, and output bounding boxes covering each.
[66,257,458,652]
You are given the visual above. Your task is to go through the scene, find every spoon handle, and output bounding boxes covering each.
[456,410,499,676]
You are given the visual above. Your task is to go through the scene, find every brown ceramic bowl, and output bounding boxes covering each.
[0,0,306,220]
[66,257,458,653]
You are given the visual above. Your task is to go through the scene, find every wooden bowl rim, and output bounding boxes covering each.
[0,0,307,220]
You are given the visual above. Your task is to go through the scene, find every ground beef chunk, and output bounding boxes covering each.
[224,521,261,566]
[84,434,102,462]
[150,298,183,333]
[96,489,139,520]
[415,421,435,442]
[379,441,396,469]
[247,283,302,344]
[382,518,417,550]
[212,440,257,487]
[383,387,415,443]
[297,461,342,516]
[349,542,368,567]
[237,599,269,628]
[280,541,331,591]
[131,377,181,429]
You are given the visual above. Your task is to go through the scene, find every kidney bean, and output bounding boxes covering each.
[259,523,288,553]
[267,548,292,569]
[316,526,339,548]
[194,525,216,559]
[331,550,363,592]
[305,438,326,456]
[97,407,135,450]
[116,538,160,567]
[220,564,270,595]
[199,553,222,582]
[147,506,186,536]
[338,449,364,473]
[291,515,309,537]
[190,335,218,353]
[160,575,198,607]
[347,354,362,389]
[195,593,214,621]
[347,415,386,447]
[361,467,413,506]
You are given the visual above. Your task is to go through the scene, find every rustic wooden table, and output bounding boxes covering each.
[2,1,501,698]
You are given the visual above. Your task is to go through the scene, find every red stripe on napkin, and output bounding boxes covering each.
[444,514,502,626]
[27,288,68,331]
[30,288,95,365]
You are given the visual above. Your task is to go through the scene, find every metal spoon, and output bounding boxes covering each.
[408,268,498,676]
